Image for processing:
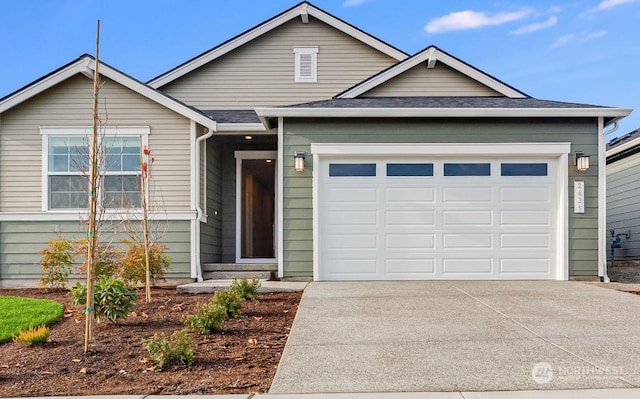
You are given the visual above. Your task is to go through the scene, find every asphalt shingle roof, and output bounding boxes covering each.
[286,96,610,109]
[608,128,640,150]
[202,110,261,124]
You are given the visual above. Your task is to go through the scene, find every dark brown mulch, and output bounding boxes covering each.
[0,287,301,396]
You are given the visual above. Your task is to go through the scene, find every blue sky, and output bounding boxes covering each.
[1,0,638,139]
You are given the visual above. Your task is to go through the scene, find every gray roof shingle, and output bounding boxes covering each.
[202,110,261,124]
[286,96,610,109]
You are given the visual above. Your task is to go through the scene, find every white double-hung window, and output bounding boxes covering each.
[41,127,149,211]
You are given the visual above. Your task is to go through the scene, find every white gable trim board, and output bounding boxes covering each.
[311,143,570,281]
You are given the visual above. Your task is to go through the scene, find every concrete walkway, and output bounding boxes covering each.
[270,281,640,394]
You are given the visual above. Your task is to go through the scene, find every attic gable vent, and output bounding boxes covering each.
[294,46,318,83]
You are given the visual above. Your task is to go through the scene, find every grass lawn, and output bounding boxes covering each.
[0,296,64,343]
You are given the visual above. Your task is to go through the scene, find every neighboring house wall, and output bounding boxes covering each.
[363,63,501,97]
[0,220,191,287]
[282,117,599,277]
[607,152,640,259]
[0,74,193,212]
[159,17,398,108]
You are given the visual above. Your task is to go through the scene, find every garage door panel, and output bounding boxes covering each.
[326,234,377,249]
[443,210,493,226]
[327,210,377,226]
[501,211,550,225]
[326,259,377,275]
[443,233,493,249]
[385,210,435,226]
[386,233,435,249]
[385,187,435,203]
[443,187,492,202]
[326,187,377,203]
[386,258,436,274]
[501,233,550,249]
[501,187,550,202]
[500,259,550,273]
[443,258,493,274]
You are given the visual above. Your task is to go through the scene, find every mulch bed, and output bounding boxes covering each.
[0,287,301,396]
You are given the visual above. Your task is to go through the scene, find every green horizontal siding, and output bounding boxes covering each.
[282,117,600,277]
[0,220,191,284]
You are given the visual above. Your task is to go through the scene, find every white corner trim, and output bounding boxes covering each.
[147,3,406,88]
[277,117,285,278]
[337,46,526,99]
[311,142,572,156]
[598,117,607,280]
[312,151,320,281]
[559,152,569,280]
[255,107,633,119]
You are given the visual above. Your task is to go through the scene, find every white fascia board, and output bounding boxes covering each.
[94,61,217,131]
[337,47,525,99]
[148,3,407,88]
[606,135,640,158]
[215,123,268,133]
[255,107,633,119]
[0,58,91,114]
[310,142,572,156]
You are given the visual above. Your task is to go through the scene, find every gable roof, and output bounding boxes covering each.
[147,1,408,88]
[0,55,217,130]
[255,96,632,128]
[336,46,527,99]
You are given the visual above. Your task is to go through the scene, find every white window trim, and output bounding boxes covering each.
[294,46,318,83]
[40,126,150,212]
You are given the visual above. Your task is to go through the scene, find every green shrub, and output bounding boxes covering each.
[39,237,75,290]
[230,278,261,302]
[142,329,195,370]
[70,276,137,323]
[212,290,244,319]
[13,325,50,346]
[183,302,227,334]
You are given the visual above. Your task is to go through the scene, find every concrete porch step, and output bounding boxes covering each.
[202,263,277,272]
[203,271,274,280]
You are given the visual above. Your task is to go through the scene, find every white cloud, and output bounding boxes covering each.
[511,15,558,34]
[343,0,372,7]
[550,30,607,48]
[425,8,533,33]
[588,0,636,13]
[586,30,607,39]
[551,33,576,48]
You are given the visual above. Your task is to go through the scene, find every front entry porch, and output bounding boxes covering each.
[202,262,278,280]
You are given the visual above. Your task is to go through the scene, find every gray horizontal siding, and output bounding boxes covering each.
[607,152,640,259]
[160,17,397,108]
[282,117,600,277]
[0,74,193,213]
[0,220,191,286]
[200,137,222,263]
[365,63,501,97]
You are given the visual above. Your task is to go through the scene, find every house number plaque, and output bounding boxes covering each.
[574,181,585,213]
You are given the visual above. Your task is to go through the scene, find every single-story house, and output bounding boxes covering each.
[606,129,640,260]
[0,2,632,287]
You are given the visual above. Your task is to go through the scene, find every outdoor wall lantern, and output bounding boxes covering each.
[575,152,590,172]
[294,151,306,172]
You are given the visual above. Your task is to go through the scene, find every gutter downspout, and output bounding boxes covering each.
[600,120,619,283]
[194,126,215,282]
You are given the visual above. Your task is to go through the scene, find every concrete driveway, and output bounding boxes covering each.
[269,281,640,394]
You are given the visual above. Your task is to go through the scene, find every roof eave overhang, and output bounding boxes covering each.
[215,123,270,134]
[256,106,632,129]
[606,135,640,158]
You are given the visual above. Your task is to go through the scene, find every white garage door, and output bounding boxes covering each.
[318,156,559,280]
